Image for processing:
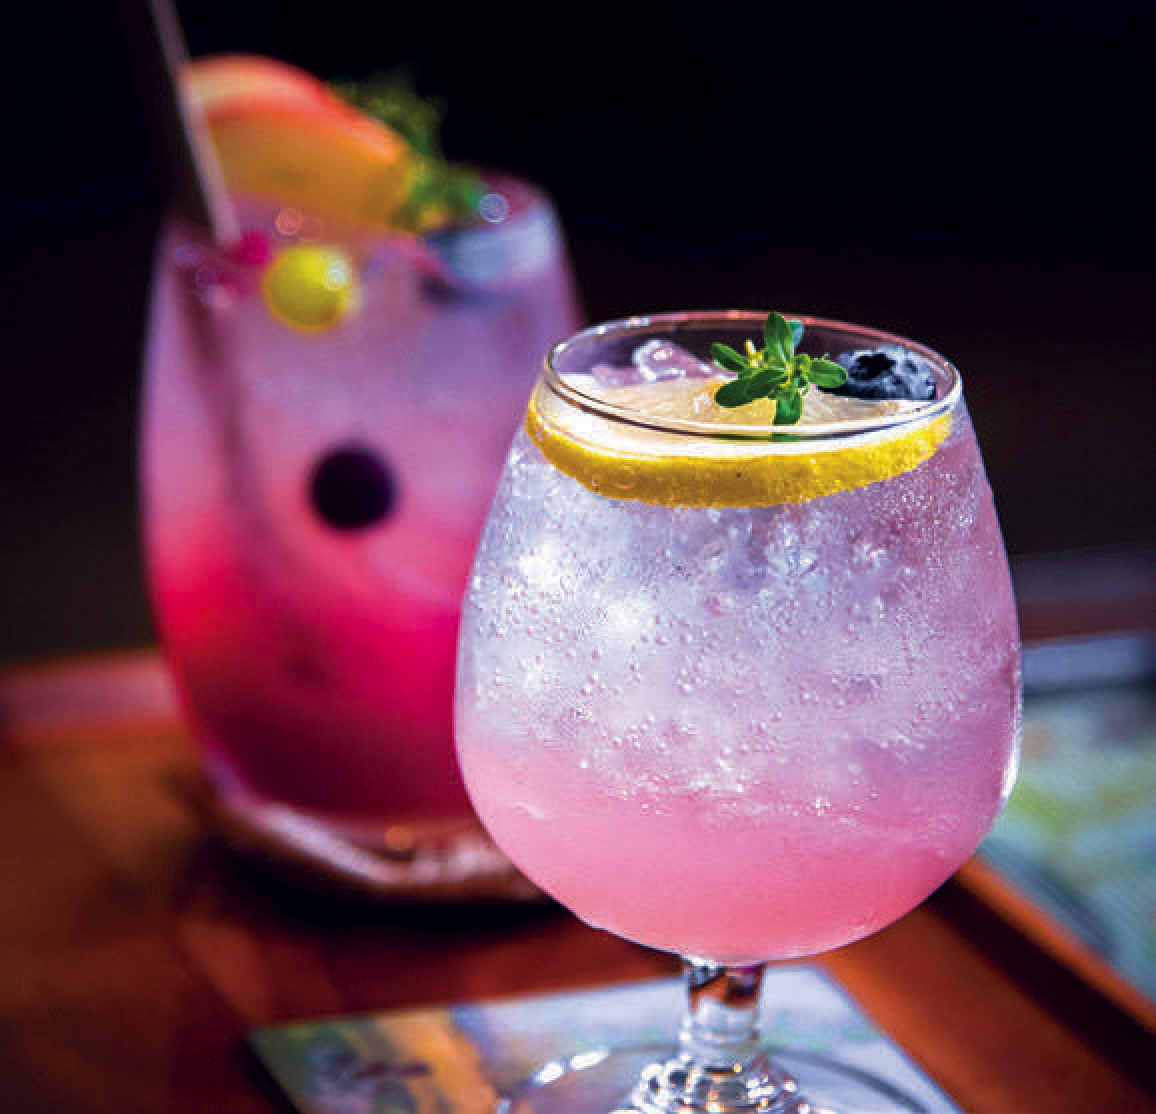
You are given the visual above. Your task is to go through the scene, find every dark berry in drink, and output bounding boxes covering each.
[830,346,936,401]
[309,444,397,530]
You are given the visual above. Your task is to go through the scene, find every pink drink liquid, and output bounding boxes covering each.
[457,404,1021,962]
[143,182,580,835]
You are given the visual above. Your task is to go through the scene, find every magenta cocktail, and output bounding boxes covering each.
[141,58,580,885]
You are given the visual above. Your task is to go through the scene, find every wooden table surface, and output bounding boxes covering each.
[1,650,1153,1114]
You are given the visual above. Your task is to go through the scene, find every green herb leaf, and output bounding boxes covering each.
[714,377,757,407]
[332,70,444,156]
[774,388,804,425]
[808,358,848,388]
[332,70,485,230]
[711,313,842,425]
[711,342,752,375]
[748,367,789,395]
[764,312,796,363]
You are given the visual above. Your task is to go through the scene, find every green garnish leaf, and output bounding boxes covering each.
[711,313,848,425]
[714,377,757,407]
[746,367,783,396]
[332,69,444,155]
[711,342,751,374]
[764,312,796,364]
[808,358,847,388]
[774,388,804,425]
[332,70,486,231]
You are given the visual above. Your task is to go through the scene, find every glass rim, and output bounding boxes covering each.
[168,169,558,244]
[542,310,962,443]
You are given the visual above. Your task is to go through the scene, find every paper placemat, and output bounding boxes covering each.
[978,680,1156,1006]
[251,966,959,1112]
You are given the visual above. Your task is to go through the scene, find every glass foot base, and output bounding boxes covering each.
[500,1043,931,1114]
[630,1049,804,1113]
[176,766,541,902]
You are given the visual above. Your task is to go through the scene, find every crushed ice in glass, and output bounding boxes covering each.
[589,339,715,387]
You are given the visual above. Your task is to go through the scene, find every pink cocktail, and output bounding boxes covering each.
[460,408,1017,962]
[141,175,579,883]
[455,312,1021,1110]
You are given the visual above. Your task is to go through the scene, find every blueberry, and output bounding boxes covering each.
[830,345,936,401]
[309,444,397,531]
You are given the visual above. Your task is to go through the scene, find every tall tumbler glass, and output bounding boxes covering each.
[141,175,580,896]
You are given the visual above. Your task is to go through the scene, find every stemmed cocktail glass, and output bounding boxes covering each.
[455,311,1021,1112]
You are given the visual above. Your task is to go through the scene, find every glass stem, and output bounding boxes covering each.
[679,959,767,1071]
[629,959,802,1112]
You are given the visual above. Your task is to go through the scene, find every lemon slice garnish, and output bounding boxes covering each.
[525,376,951,507]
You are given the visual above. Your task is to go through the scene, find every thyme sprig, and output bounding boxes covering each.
[332,71,485,231]
[712,313,846,425]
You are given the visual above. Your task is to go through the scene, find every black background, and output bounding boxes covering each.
[2,0,1153,663]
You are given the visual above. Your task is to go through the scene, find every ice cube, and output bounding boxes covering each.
[632,338,715,381]
[584,339,716,389]
[589,362,645,388]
